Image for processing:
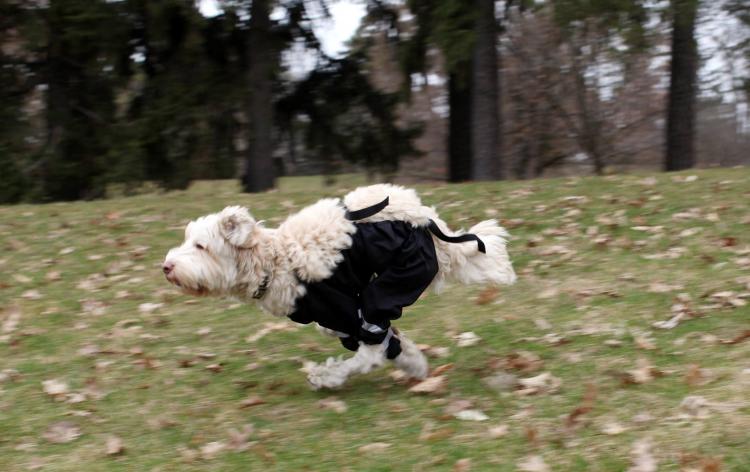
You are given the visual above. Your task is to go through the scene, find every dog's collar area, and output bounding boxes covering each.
[252,274,271,299]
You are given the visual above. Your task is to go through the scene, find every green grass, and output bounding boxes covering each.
[1,169,749,471]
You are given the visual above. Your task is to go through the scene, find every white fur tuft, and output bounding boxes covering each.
[430,218,516,291]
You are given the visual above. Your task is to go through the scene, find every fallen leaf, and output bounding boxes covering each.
[565,383,597,429]
[719,330,750,345]
[453,458,472,472]
[318,397,348,413]
[227,424,254,452]
[684,364,706,387]
[105,435,125,455]
[443,399,474,416]
[43,422,81,444]
[482,372,519,393]
[2,306,21,333]
[623,358,664,385]
[601,422,627,435]
[476,287,499,305]
[487,424,509,438]
[138,303,163,314]
[430,363,454,377]
[454,410,489,421]
[492,351,544,372]
[239,396,266,408]
[0,369,20,383]
[408,376,446,394]
[454,332,481,347]
[358,442,391,453]
[200,441,226,460]
[517,372,562,395]
[42,379,69,399]
[246,321,294,343]
[22,290,42,300]
[628,438,657,472]
[634,335,657,350]
[517,455,550,472]
[679,396,711,419]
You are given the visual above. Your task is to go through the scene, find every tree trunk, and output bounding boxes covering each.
[243,0,276,192]
[665,0,698,171]
[448,69,472,182]
[471,0,501,180]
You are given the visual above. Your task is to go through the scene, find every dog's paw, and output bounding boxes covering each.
[302,359,348,390]
[393,341,429,380]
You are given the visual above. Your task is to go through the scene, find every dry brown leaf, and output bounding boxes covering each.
[227,425,254,452]
[493,351,544,372]
[684,364,706,387]
[634,335,657,350]
[601,422,627,435]
[487,424,509,438]
[628,438,657,472]
[565,383,597,429]
[42,379,69,399]
[475,287,499,305]
[105,435,125,455]
[43,422,81,444]
[623,358,664,385]
[517,372,562,395]
[408,376,446,394]
[246,321,295,343]
[318,397,348,413]
[239,396,266,408]
[454,331,481,347]
[453,458,472,472]
[200,441,226,460]
[454,410,489,421]
[719,330,750,345]
[517,455,550,472]
[2,306,21,334]
[358,442,391,453]
[431,363,454,376]
[443,399,473,416]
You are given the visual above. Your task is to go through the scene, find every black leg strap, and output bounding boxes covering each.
[344,195,486,253]
[428,220,486,253]
[345,197,389,221]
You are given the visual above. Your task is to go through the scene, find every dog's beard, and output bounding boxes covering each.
[165,262,229,298]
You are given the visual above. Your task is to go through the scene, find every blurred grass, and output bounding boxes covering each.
[1,169,749,471]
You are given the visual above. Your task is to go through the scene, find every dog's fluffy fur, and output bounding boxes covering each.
[163,184,515,389]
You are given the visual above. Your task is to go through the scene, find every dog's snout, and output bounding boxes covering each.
[162,261,175,275]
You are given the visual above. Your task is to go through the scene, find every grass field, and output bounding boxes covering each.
[1,169,749,471]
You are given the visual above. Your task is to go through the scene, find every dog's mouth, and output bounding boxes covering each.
[166,275,208,296]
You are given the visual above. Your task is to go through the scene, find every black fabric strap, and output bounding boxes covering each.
[428,219,486,253]
[345,197,389,221]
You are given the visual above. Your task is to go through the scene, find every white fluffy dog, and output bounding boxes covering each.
[163,184,515,389]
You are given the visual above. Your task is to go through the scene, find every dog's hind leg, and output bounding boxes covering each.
[302,343,387,390]
[391,332,429,380]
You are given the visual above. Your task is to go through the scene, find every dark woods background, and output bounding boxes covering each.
[1,0,748,203]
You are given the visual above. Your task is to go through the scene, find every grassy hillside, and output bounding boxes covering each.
[1,169,749,471]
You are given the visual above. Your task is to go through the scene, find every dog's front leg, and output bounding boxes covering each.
[302,343,386,390]
[391,333,429,380]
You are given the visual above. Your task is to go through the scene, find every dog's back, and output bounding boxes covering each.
[342,184,516,292]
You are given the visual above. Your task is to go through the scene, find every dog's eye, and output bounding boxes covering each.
[195,243,206,251]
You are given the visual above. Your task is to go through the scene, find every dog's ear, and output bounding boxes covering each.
[219,206,256,248]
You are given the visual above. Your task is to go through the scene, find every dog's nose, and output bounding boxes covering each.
[162,261,175,275]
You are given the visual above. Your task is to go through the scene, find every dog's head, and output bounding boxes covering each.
[162,206,257,297]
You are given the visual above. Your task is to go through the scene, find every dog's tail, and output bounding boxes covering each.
[430,218,516,292]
